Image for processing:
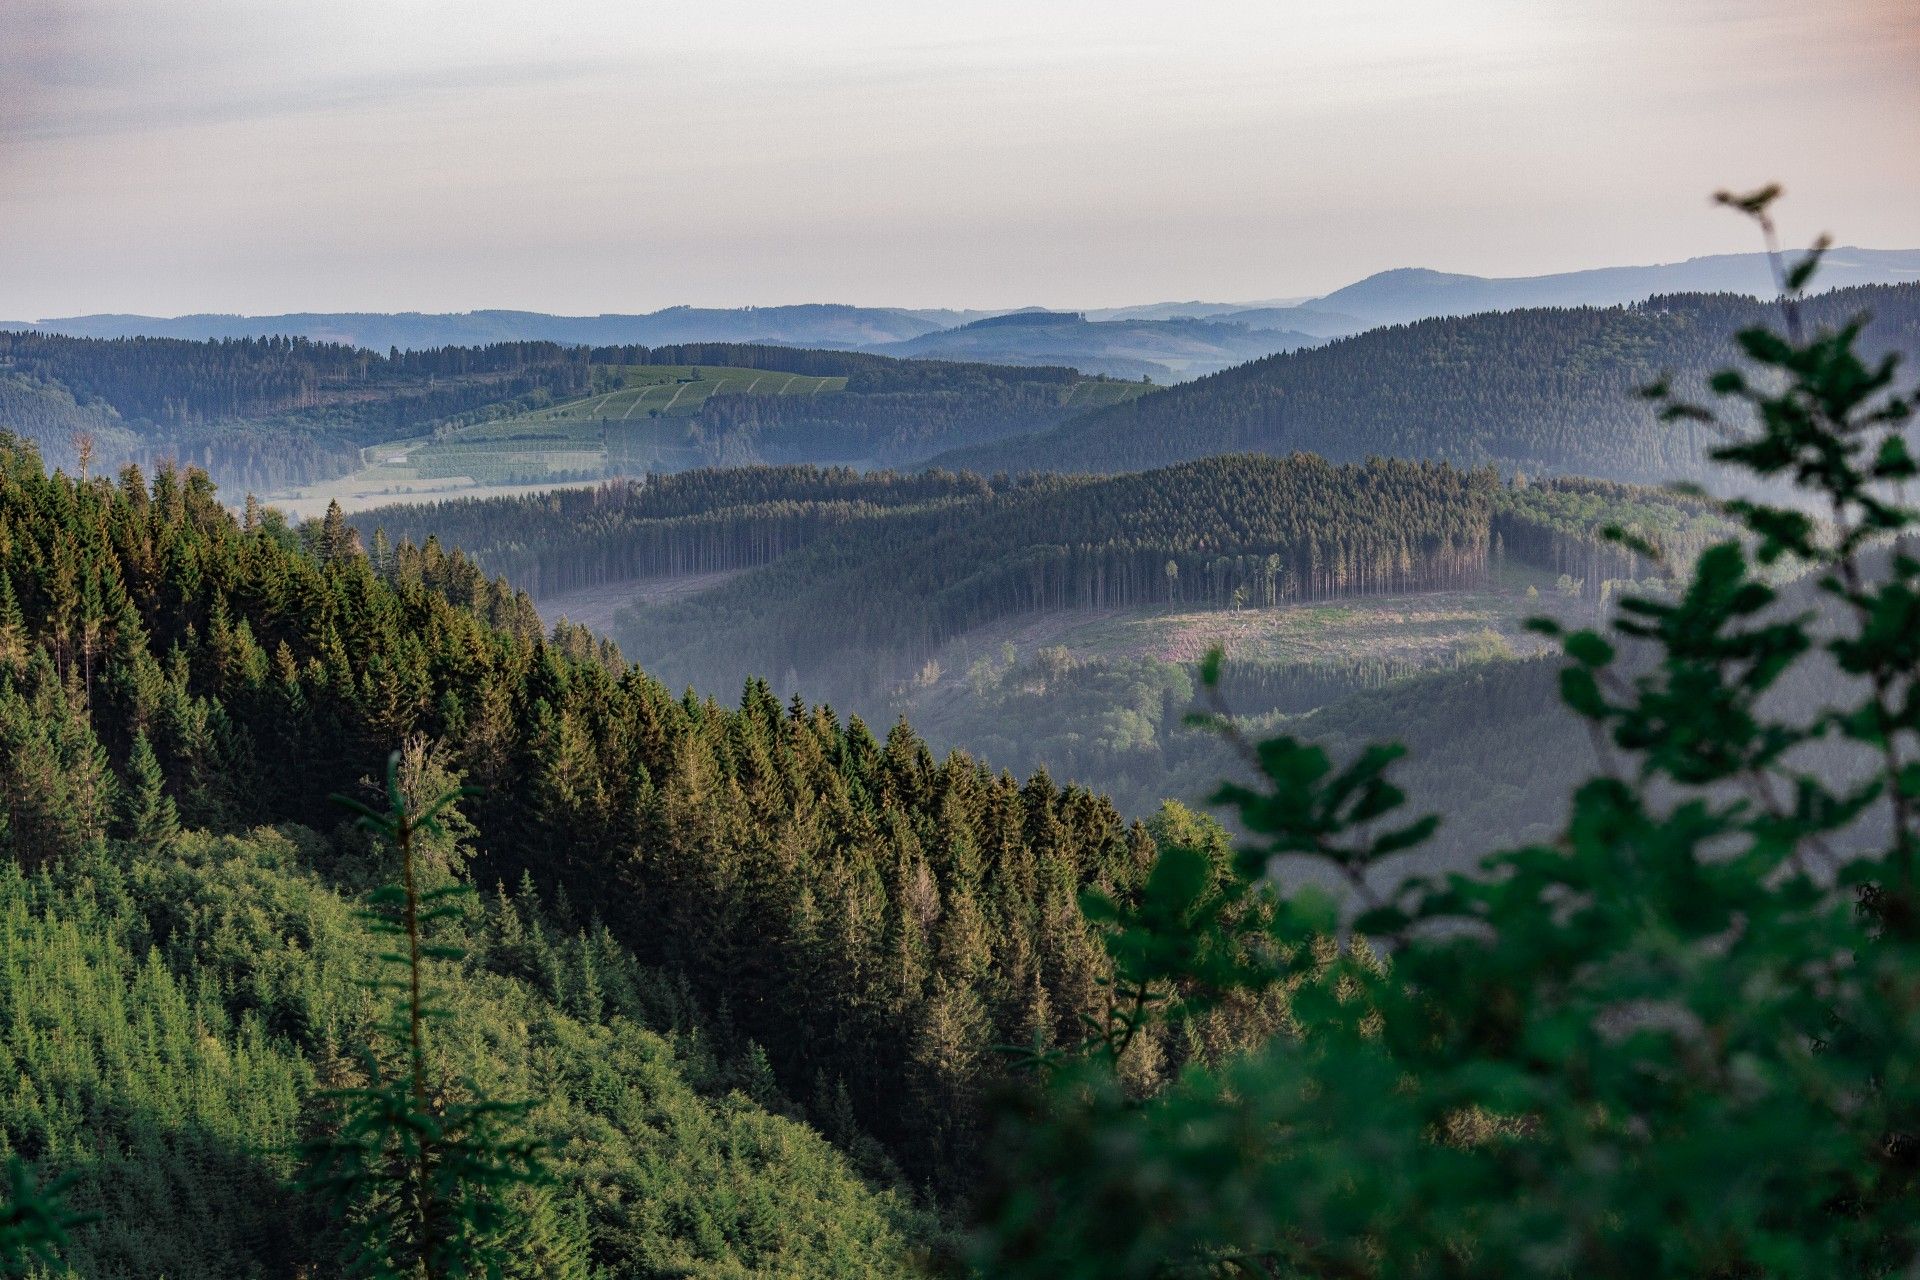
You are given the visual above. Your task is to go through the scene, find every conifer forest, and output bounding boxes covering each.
[5,4,1920,1275]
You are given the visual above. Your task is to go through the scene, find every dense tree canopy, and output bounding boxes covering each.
[352,467,999,598]
[595,456,1723,707]
[934,284,1920,483]
[0,432,1233,1233]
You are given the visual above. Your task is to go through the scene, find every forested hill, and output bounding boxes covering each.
[343,459,1727,715]
[610,454,1503,701]
[0,329,596,490]
[0,329,1139,495]
[931,284,1920,483]
[350,467,1002,597]
[0,431,1257,1267]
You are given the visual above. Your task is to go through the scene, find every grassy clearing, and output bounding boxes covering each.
[401,365,847,481]
[1059,379,1156,409]
[473,366,846,437]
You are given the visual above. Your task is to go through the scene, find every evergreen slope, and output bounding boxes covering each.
[0,433,1199,1221]
[931,285,1920,483]
[351,467,998,599]
[604,454,1526,701]
[0,828,930,1278]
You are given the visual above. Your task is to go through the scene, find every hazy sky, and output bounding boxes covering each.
[2,0,1915,318]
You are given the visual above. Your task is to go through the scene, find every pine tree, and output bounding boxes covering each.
[120,732,179,854]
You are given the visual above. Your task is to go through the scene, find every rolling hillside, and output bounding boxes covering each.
[295,349,1151,506]
[932,284,1920,483]
[867,311,1324,380]
[404,365,848,481]
[602,455,1504,707]
[1287,245,1920,328]
[0,331,1150,511]
[17,303,981,351]
[0,330,595,490]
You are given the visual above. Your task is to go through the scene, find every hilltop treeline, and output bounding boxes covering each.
[353,467,998,597]
[0,330,597,490]
[584,341,1085,390]
[0,433,1251,1224]
[934,283,1920,483]
[614,455,1503,699]
[0,330,592,434]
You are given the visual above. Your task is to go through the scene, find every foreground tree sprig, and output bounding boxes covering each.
[971,188,1920,1278]
[300,752,545,1279]
[0,1160,91,1277]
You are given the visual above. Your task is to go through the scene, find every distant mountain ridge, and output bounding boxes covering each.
[1304,247,1920,327]
[14,304,985,353]
[12,246,1915,374]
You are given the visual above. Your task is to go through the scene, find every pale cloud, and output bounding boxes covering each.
[1,0,1914,318]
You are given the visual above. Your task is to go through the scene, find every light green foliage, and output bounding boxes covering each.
[0,822,931,1278]
[972,193,1920,1278]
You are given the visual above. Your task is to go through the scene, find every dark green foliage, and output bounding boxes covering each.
[937,282,1920,484]
[0,1162,89,1276]
[0,334,591,442]
[353,466,996,598]
[116,733,178,854]
[685,363,1143,466]
[972,195,1920,1278]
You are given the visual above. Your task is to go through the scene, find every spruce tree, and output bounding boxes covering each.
[119,731,179,854]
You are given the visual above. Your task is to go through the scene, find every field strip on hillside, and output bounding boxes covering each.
[745,375,763,393]
[620,389,648,421]
[778,374,798,393]
[659,382,689,412]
